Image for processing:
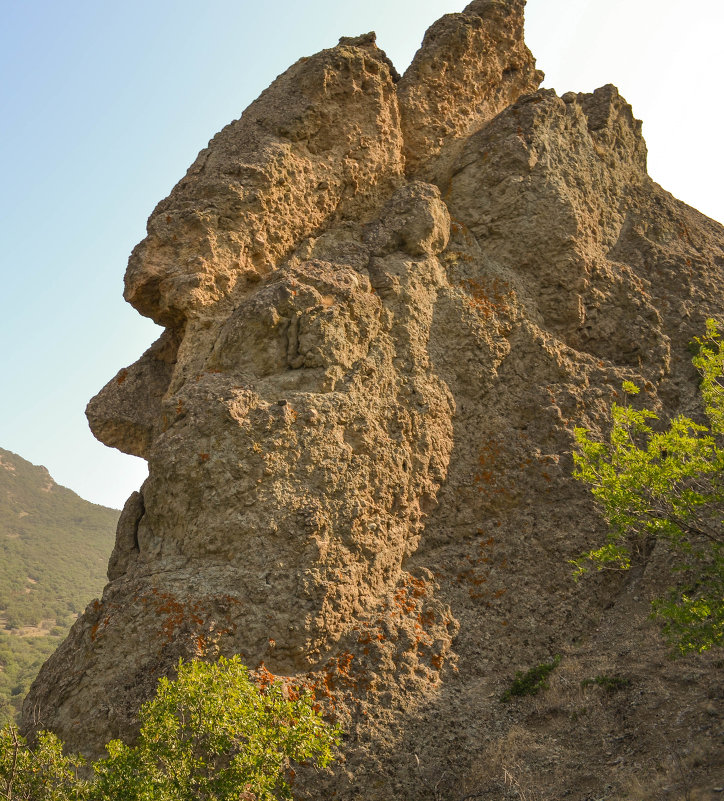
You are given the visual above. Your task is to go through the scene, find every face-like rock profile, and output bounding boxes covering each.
[87,173,457,668]
[29,5,724,799]
[29,7,497,743]
[68,3,540,724]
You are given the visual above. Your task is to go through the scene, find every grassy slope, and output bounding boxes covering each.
[0,447,118,724]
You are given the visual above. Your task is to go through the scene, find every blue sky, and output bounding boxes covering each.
[2,0,722,509]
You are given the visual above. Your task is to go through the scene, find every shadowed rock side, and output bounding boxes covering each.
[24,2,724,798]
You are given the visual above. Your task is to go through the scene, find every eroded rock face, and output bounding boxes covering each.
[25,2,724,797]
[123,32,405,327]
[398,0,543,182]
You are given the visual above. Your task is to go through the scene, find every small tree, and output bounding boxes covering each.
[93,655,340,801]
[0,725,88,801]
[1,655,340,801]
[572,319,724,654]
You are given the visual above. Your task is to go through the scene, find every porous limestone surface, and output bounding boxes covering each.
[25,1,724,797]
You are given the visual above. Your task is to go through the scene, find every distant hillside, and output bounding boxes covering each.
[0,447,118,723]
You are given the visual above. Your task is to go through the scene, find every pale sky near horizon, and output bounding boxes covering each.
[1,0,722,510]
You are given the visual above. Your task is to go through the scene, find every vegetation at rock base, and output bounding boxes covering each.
[572,319,724,654]
[0,447,118,725]
[0,655,340,801]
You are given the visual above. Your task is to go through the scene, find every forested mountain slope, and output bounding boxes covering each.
[0,447,117,723]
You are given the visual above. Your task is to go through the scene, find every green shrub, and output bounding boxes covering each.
[500,655,560,701]
[580,675,630,692]
[0,655,341,801]
[0,726,88,800]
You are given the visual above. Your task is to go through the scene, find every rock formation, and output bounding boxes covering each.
[25,1,724,797]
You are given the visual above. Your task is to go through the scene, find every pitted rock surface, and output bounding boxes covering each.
[25,2,724,798]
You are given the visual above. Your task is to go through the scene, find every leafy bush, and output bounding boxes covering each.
[0,726,88,800]
[0,655,340,801]
[572,320,724,654]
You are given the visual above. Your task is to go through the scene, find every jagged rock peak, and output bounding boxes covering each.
[398,0,543,181]
[337,31,402,81]
[122,1,540,328]
[123,31,405,327]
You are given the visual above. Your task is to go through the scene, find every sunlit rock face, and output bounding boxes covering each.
[25,1,724,797]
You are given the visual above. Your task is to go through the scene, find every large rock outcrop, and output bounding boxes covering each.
[25,1,724,797]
